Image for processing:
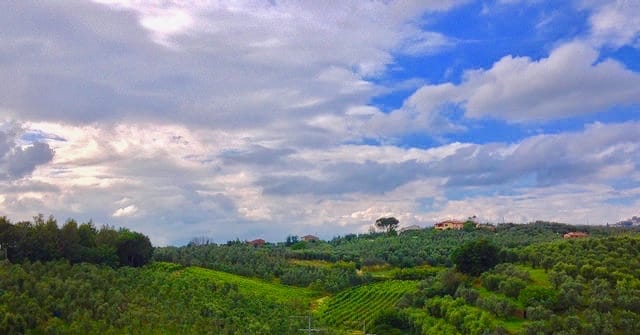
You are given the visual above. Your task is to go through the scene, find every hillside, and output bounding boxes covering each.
[2,217,640,334]
[0,261,319,334]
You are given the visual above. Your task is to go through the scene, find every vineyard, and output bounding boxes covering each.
[318,280,419,328]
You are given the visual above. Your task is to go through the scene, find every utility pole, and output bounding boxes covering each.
[290,315,324,335]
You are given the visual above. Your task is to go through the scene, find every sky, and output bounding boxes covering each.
[1,0,639,245]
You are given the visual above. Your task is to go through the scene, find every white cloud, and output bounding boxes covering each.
[583,0,640,47]
[435,183,640,226]
[398,41,640,123]
[113,204,138,217]
[1,119,639,244]
[1,2,639,245]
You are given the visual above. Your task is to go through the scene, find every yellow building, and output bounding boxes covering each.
[434,220,465,230]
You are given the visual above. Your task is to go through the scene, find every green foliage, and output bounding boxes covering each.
[370,309,414,334]
[414,268,466,300]
[499,277,527,298]
[452,239,501,276]
[525,305,552,321]
[115,230,153,267]
[476,295,516,318]
[424,296,495,335]
[512,235,640,334]
[375,216,400,233]
[0,261,315,334]
[391,266,441,280]
[0,216,152,267]
[454,287,479,305]
[318,280,418,327]
[518,286,557,309]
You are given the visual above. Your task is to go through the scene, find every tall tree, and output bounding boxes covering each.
[375,217,399,234]
[116,230,153,267]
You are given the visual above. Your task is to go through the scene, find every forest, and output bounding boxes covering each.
[1,215,640,334]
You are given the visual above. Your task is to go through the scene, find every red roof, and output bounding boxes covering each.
[248,239,266,246]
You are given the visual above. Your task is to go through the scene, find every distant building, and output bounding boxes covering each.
[302,235,319,242]
[475,223,497,231]
[563,232,589,239]
[399,225,422,233]
[248,239,266,247]
[434,220,464,230]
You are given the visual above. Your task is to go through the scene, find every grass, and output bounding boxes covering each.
[288,259,335,268]
[518,265,551,287]
[151,262,320,303]
[498,317,528,334]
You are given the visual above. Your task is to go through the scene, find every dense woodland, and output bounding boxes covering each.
[0,215,153,267]
[1,215,640,334]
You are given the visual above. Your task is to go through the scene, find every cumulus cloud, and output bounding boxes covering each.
[0,0,465,137]
[112,204,138,217]
[437,121,640,186]
[1,119,639,244]
[260,120,640,200]
[397,41,640,123]
[2,1,639,245]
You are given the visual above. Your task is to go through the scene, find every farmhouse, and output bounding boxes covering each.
[434,220,464,230]
[475,223,497,231]
[563,232,589,239]
[302,234,319,242]
[248,239,266,247]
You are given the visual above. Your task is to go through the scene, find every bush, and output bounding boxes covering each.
[499,277,527,298]
[455,287,479,305]
[518,286,557,309]
[476,295,516,318]
[481,273,506,292]
[526,306,552,321]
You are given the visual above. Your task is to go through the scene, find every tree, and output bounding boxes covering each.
[285,235,299,246]
[116,230,153,267]
[375,217,399,233]
[451,239,501,276]
[60,219,81,262]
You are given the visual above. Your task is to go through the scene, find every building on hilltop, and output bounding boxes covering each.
[248,239,266,247]
[475,223,497,231]
[434,220,464,230]
[302,234,319,242]
[563,232,588,239]
[399,225,422,233]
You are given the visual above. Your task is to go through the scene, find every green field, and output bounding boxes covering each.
[181,264,319,303]
[317,280,419,328]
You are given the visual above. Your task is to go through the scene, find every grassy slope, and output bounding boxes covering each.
[0,261,322,334]
[183,265,318,303]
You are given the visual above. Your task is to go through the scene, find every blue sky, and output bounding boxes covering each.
[0,0,639,245]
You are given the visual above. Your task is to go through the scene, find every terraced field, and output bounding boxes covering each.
[318,280,419,328]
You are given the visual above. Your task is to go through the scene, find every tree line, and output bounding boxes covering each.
[0,215,152,267]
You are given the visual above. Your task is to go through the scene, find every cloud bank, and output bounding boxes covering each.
[0,1,638,245]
